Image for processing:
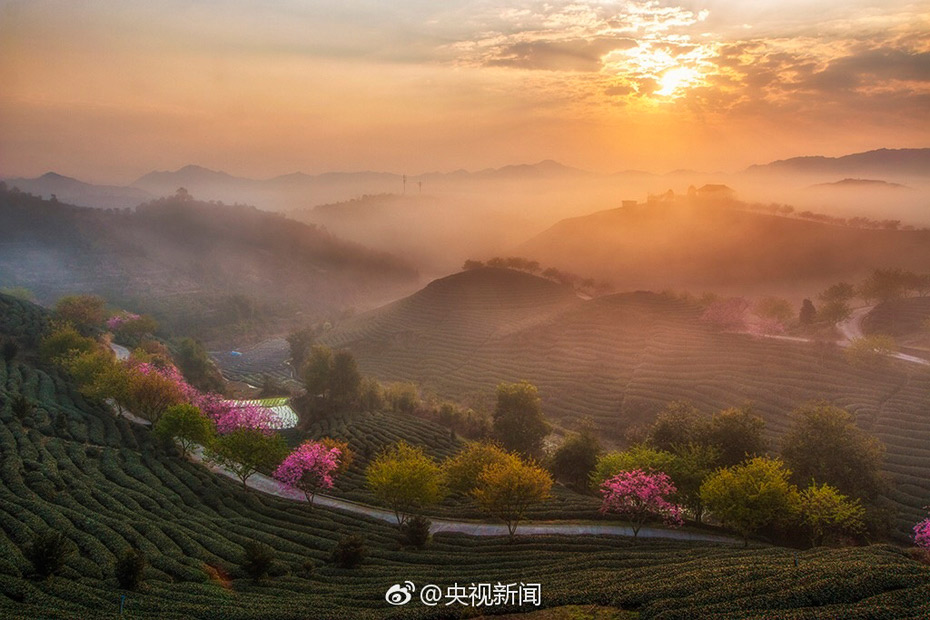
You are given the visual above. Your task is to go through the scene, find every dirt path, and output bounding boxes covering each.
[754,305,929,366]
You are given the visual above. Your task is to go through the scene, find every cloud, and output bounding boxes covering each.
[486,37,636,71]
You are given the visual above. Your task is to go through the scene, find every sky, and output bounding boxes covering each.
[0,0,928,183]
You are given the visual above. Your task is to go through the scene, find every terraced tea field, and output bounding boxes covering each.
[211,338,294,386]
[2,356,930,619]
[2,293,930,618]
[864,298,930,353]
[319,269,930,533]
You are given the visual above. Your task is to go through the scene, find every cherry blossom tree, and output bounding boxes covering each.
[273,441,343,507]
[915,512,930,549]
[599,469,683,538]
[700,297,750,331]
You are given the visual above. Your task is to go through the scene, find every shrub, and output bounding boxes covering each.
[330,535,366,569]
[24,530,75,579]
[115,548,146,590]
[399,515,432,549]
[241,541,275,581]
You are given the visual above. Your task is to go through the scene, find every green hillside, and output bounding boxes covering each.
[0,186,418,341]
[320,268,930,533]
[2,294,930,618]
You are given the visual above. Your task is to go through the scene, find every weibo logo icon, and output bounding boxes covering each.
[385,581,416,605]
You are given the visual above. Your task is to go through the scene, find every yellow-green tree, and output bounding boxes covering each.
[798,483,865,547]
[443,441,512,496]
[472,453,552,539]
[366,441,445,525]
[155,404,216,457]
[40,325,97,364]
[700,456,799,546]
[207,429,288,490]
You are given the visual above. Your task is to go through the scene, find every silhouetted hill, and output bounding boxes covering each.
[0,187,418,340]
[745,148,930,178]
[808,178,910,190]
[515,200,930,294]
[2,172,153,209]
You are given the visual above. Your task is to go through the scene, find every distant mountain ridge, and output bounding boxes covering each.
[5,147,927,212]
[744,148,930,177]
[3,171,153,209]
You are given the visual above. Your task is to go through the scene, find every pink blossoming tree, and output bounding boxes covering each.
[915,511,930,549]
[600,469,684,538]
[700,297,750,332]
[131,361,276,435]
[273,441,343,507]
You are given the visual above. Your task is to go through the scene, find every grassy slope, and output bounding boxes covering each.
[319,269,930,533]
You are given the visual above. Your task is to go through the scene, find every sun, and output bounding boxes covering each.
[656,66,702,97]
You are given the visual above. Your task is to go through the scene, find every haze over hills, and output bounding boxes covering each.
[514,196,930,298]
[7,146,927,214]
[1,172,153,210]
[744,148,930,179]
[317,266,930,531]
[0,187,418,340]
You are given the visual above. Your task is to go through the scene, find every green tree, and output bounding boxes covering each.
[358,377,384,412]
[155,404,216,457]
[472,453,553,539]
[755,296,794,324]
[700,456,799,545]
[385,382,419,414]
[591,445,679,489]
[819,282,856,305]
[240,541,275,581]
[54,294,106,333]
[443,441,512,495]
[551,427,602,490]
[40,325,97,364]
[366,441,445,525]
[647,401,708,451]
[175,337,224,393]
[330,350,361,411]
[671,442,721,523]
[859,269,910,304]
[780,403,885,501]
[798,483,865,547]
[115,548,146,590]
[303,345,333,398]
[818,300,852,325]
[844,335,897,367]
[492,381,550,459]
[286,327,318,377]
[208,429,288,490]
[24,530,75,579]
[798,299,817,325]
[704,406,767,467]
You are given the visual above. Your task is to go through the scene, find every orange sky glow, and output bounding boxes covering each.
[0,0,928,183]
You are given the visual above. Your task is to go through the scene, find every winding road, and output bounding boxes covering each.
[187,445,738,543]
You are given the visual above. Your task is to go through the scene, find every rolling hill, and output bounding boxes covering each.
[319,268,930,532]
[514,199,930,296]
[0,187,418,341]
[1,173,153,210]
[744,148,930,180]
